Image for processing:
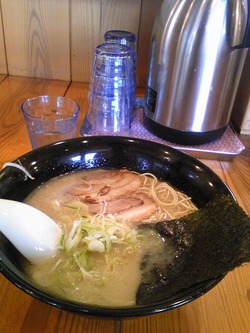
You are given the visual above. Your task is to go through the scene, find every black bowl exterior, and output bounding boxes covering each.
[0,136,233,317]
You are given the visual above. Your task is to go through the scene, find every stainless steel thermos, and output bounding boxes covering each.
[144,0,250,144]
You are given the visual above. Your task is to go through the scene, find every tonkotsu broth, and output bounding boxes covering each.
[24,169,196,307]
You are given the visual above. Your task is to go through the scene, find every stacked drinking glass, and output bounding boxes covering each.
[80,42,134,136]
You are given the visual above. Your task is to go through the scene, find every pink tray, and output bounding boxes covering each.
[82,108,245,160]
[129,109,245,160]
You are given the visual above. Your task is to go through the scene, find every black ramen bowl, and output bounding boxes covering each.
[0,136,234,317]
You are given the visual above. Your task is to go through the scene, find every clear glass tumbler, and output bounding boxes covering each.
[104,30,137,110]
[104,30,137,85]
[21,96,80,149]
[80,43,134,136]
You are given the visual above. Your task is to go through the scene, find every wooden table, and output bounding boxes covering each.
[0,76,250,333]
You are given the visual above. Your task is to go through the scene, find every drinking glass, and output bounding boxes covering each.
[21,96,80,149]
[80,43,134,136]
[104,30,137,109]
[104,30,137,85]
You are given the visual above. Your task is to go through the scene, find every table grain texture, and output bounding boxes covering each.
[0,76,249,333]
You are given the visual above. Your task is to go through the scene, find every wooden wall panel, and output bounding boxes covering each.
[100,0,141,35]
[1,0,71,80]
[0,0,161,86]
[71,0,101,82]
[71,0,142,82]
[0,6,7,74]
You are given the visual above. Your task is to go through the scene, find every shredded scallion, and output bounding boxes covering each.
[58,214,142,279]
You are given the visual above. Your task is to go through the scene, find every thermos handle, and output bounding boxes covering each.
[234,0,250,48]
[240,0,250,47]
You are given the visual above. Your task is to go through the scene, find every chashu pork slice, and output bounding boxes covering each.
[69,182,104,196]
[68,170,128,196]
[86,196,144,215]
[116,193,158,223]
[81,169,129,184]
[79,172,143,202]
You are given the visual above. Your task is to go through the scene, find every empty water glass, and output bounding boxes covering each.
[80,43,134,136]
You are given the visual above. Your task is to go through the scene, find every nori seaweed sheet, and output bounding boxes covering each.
[136,194,250,305]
